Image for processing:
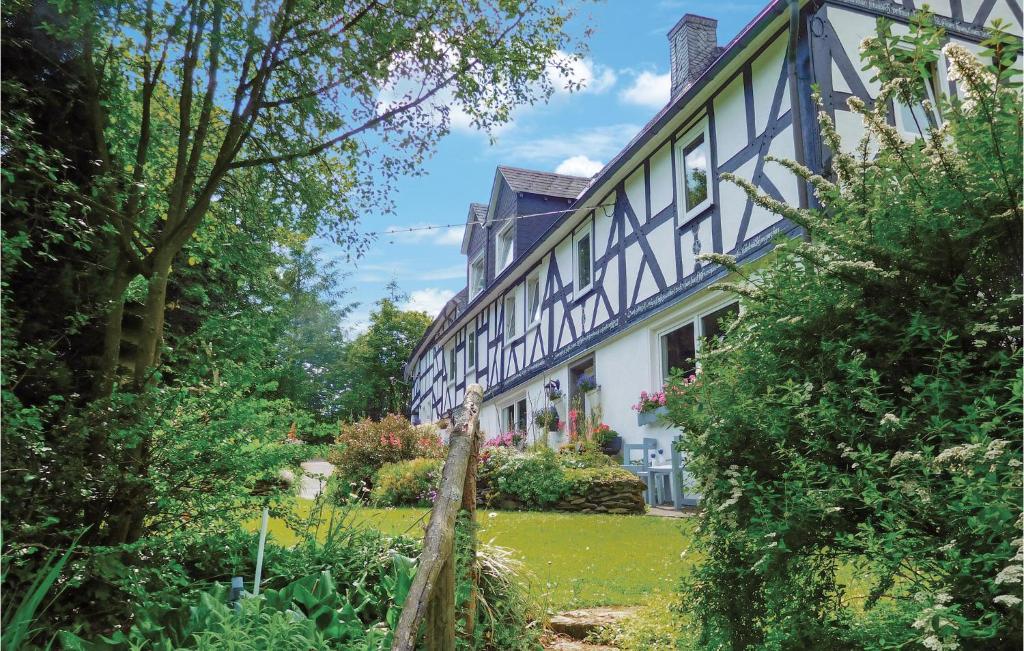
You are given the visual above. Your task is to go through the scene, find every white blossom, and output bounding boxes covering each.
[993,594,1022,607]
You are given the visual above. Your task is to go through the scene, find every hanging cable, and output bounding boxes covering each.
[366,200,616,240]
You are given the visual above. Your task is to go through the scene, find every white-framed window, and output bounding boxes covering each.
[675,118,712,221]
[526,272,541,328]
[658,301,738,383]
[495,222,514,275]
[504,293,517,340]
[572,223,593,298]
[446,341,457,386]
[502,398,528,432]
[469,252,486,299]
[467,328,476,371]
[894,61,942,138]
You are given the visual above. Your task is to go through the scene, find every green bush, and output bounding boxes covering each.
[665,17,1022,650]
[479,447,570,508]
[371,458,443,507]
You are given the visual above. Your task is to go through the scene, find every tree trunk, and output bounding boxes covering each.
[461,415,481,642]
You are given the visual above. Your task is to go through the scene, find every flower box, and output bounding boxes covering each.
[637,406,668,426]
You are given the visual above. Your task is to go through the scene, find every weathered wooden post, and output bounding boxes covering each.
[392,384,483,651]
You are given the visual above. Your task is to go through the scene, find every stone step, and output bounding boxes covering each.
[541,634,619,650]
[547,606,638,642]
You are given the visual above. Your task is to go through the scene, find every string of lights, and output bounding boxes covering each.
[367,201,616,240]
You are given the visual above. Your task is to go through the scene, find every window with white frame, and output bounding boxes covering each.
[573,224,593,297]
[526,273,541,327]
[504,293,517,339]
[447,341,457,386]
[659,301,738,383]
[503,398,528,432]
[467,328,476,370]
[495,222,514,275]
[469,253,486,299]
[675,119,711,220]
[894,61,942,137]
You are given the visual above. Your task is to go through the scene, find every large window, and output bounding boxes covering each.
[504,293,517,339]
[469,253,485,299]
[526,273,541,327]
[659,301,739,382]
[573,224,593,297]
[503,398,528,432]
[496,223,514,275]
[661,323,696,383]
[676,120,711,220]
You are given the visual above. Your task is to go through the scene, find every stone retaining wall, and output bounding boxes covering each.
[485,474,646,514]
[551,475,646,514]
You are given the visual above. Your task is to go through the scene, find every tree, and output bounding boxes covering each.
[55,0,585,396]
[337,298,431,420]
[665,16,1022,650]
[3,0,588,545]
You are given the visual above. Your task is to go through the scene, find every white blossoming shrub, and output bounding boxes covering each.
[665,14,1022,650]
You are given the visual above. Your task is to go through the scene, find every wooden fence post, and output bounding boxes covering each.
[392,384,484,651]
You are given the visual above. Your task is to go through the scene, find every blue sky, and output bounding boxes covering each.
[328,0,765,333]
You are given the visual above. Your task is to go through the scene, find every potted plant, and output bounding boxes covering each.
[533,405,560,432]
[592,423,622,455]
[575,373,597,394]
[544,379,563,402]
[632,390,668,426]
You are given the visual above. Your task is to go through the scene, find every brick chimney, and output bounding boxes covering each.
[668,14,720,98]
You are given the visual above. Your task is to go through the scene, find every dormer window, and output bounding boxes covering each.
[496,222,514,275]
[469,253,485,299]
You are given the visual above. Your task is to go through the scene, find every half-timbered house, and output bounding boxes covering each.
[405,0,1021,465]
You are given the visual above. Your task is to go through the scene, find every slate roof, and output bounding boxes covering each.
[497,165,592,199]
[469,203,488,223]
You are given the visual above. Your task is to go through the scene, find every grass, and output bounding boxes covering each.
[254,499,697,611]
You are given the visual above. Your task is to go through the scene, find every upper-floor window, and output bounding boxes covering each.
[496,222,514,275]
[676,119,711,221]
[573,223,593,298]
[504,293,517,339]
[446,341,457,386]
[894,61,941,137]
[526,272,541,327]
[467,329,476,370]
[469,253,486,299]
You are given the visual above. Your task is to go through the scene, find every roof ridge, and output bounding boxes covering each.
[496,164,591,180]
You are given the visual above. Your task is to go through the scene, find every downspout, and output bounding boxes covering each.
[786,0,811,225]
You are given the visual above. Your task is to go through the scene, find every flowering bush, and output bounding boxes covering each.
[328,414,445,499]
[484,430,526,449]
[478,447,570,508]
[631,390,667,413]
[665,18,1023,650]
[370,457,442,507]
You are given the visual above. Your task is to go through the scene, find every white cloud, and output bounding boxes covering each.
[547,51,617,95]
[501,123,640,164]
[434,227,465,246]
[402,288,456,317]
[555,155,604,177]
[620,71,671,109]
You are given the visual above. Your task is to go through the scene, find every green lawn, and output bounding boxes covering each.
[256,501,697,610]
